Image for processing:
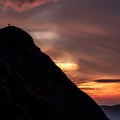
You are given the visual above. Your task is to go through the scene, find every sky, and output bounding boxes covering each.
[0,0,120,105]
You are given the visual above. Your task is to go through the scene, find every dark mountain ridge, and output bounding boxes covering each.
[0,26,109,120]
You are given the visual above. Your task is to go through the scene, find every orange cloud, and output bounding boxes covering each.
[78,81,120,105]
[0,0,59,11]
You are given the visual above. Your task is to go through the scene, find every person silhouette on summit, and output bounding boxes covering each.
[8,23,11,26]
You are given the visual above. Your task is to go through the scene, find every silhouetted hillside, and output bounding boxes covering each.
[0,26,109,120]
[101,104,120,120]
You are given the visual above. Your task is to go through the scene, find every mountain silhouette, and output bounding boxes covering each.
[0,26,109,120]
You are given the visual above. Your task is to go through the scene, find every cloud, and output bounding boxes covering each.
[80,88,96,90]
[0,0,120,84]
[47,0,120,76]
[0,0,59,11]
[95,79,120,83]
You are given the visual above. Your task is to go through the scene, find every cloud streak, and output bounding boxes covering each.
[95,79,120,83]
[0,0,58,11]
[0,0,120,83]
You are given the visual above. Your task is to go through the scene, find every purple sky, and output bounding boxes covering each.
[0,0,120,105]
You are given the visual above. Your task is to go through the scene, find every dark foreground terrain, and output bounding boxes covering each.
[0,26,109,120]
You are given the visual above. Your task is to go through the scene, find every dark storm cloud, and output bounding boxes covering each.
[95,79,120,83]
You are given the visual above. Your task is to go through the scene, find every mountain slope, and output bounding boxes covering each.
[101,104,120,120]
[0,26,109,120]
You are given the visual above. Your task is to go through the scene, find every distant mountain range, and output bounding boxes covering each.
[101,104,120,120]
[0,26,109,120]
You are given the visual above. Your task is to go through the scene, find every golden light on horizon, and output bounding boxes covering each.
[56,62,78,71]
[77,81,120,104]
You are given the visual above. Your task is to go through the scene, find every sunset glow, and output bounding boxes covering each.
[0,0,120,105]
[56,62,78,71]
[32,31,59,42]
[77,81,120,105]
